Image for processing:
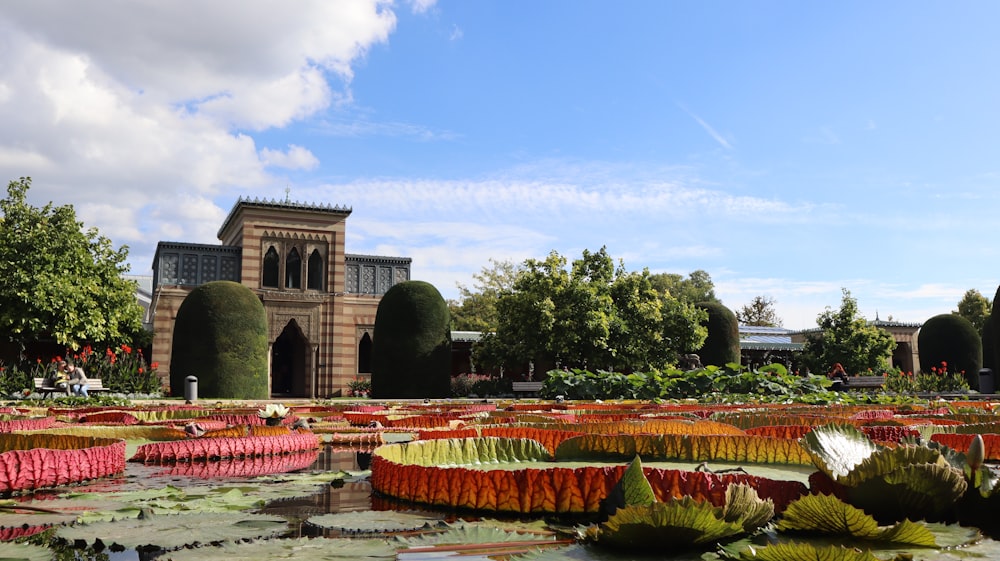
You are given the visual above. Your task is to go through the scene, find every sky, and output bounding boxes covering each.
[1,1,998,330]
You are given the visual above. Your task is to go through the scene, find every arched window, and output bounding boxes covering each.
[307,249,323,290]
[262,246,279,288]
[285,247,301,289]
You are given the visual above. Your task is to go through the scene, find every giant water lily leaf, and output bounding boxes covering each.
[776,493,935,546]
[395,520,556,552]
[57,512,287,549]
[374,437,552,467]
[846,463,967,523]
[555,434,811,464]
[839,444,952,487]
[0,542,53,561]
[586,498,745,552]
[721,483,774,532]
[738,542,881,560]
[600,456,656,518]
[800,424,881,481]
[18,425,188,440]
[159,537,397,560]
[306,510,445,534]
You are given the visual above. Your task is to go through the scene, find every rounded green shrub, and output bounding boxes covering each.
[983,315,995,374]
[990,284,1000,376]
[169,281,268,399]
[918,313,982,389]
[371,280,451,399]
[695,301,741,367]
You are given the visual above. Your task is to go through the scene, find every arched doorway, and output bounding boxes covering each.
[272,320,307,397]
[358,332,373,374]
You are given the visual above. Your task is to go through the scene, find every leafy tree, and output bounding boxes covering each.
[736,295,783,327]
[648,269,720,305]
[954,289,992,335]
[800,289,896,375]
[169,281,268,399]
[0,177,144,351]
[474,248,707,374]
[372,280,451,399]
[449,258,521,332]
[697,301,741,366]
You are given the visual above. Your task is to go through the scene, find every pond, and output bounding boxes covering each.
[8,401,1000,560]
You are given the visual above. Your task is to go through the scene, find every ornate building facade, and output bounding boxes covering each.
[148,198,410,398]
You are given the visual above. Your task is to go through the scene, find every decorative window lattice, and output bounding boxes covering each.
[160,254,179,284]
[181,254,199,285]
[345,264,359,293]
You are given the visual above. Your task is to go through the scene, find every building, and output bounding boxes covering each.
[148,198,410,398]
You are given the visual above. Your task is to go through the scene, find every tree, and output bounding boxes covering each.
[648,270,720,305]
[954,289,992,336]
[449,258,521,332]
[372,280,452,399]
[474,248,707,374]
[736,295,783,327]
[800,288,896,375]
[0,177,143,351]
[697,301,741,366]
[170,281,268,399]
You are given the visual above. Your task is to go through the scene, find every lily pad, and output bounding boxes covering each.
[0,542,54,561]
[306,510,445,534]
[159,537,397,560]
[56,512,288,549]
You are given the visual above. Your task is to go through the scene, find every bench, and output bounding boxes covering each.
[839,375,886,390]
[511,381,544,396]
[33,377,109,398]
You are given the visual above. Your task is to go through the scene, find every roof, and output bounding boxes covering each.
[217,197,352,239]
[738,325,804,352]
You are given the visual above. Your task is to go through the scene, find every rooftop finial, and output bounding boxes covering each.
[284,185,291,203]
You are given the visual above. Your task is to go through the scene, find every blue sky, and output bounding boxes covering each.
[1,1,998,329]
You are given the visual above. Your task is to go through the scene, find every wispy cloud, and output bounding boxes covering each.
[677,103,732,149]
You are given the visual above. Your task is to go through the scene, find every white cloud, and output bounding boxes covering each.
[0,1,404,256]
[260,145,320,171]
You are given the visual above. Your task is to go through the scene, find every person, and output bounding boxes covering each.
[66,361,89,397]
[830,363,849,390]
[45,360,71,395]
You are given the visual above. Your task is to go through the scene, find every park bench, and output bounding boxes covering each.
[845,375,886,390]
[511,381,544,397]
[33,377,108,398]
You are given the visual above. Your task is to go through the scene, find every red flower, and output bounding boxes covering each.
[138,367,144,374]
[151,362,159,369]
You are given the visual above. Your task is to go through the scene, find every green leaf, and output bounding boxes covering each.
[738,541,882,561]
[158,537,397,560]
[589,498,746,552]
[800,424,880,481]
[56,512,287,549]
[722,483,774,533]
[776,494,936,546]
[601,455,656,517]
[0,542,54,561]
[306,511,445,534]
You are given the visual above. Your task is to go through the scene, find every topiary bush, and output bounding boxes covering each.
[371,280,451,399]
[990,284,1000,376]
[983,315,996,374]
[169,281,269,399]
[918,313,982,389]
[695,301,741,367]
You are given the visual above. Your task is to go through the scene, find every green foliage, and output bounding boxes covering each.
[955,288,992,336]
[0,177,144,351]
[696,301,741,367]
[736,295,783,327]
[984,315,996,373]
[989,284,1000,376]
[450,373,510,397]
[474,248,707,374]
[169,281,268,399]
[648,269,720,305]
[371,280,452,399]
[800,289,896,376]
[448,258,521,332]
[541,365,832,401]
[918,314,982,388]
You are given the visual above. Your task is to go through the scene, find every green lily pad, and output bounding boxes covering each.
[159,537,398,560]
[306,510,445,534]
[776,493,936,545]
[739,541,882,560]
[56,512,288,549]
[0,542,54,561]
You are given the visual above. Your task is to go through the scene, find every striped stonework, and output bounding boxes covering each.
[150,198,410,398]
